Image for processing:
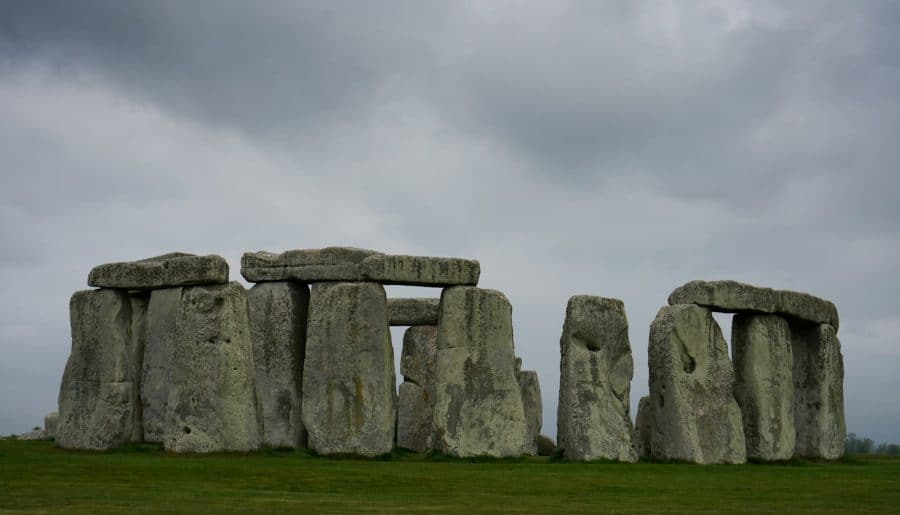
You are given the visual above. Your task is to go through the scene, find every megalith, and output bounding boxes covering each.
[397,325,437,453]
[557,296,636,462]
[302,282,396,457]
[165,282,260,453]
[634,396,652,459]
[57,289,140,450]
[517,370,542,455]
[248,281,310,448]
[89,253,229,290]
[792,322,846,459]
[141,287,182,443]
[648,304,746,464]
[732,314,795,461]
[431,286,526,457]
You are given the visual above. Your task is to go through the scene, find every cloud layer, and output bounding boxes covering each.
[2,1,899,443]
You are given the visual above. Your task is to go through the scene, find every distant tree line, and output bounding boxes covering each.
[845,433,900,455]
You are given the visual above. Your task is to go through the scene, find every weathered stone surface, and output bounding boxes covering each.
[517,370,542,455]
[732,314,795,461]
[557,296,636,462]
[388,298,440,326]
[141,287,182,443]
[361,254,480,287]
[668,280,839,330]
[397,325,438,452]
[648,304,746,464]
[248,282,309,448]
[128,293,148,442]
[241,247,381,282]
[57,289,140,450]
[165,282,260,453]
[302,282,395,456]
[88,253,229,289]
[792,323,846,459]
[431,287,526,457]
[634,396,652,459]
[44,412,59,439]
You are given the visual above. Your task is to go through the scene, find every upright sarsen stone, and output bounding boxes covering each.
[648,305,746,464]
[634,396,652,459]
[732,314,795,461]
[557,296,636,462]
[302,282,396,457]
[792,323,845,459]
[57,289,140,450]
[248,282,309,448]
[165,282,260,453]
[431,287,526,457]
[397,325,437,452]
[517,370,542,455]
[141,287,182,443]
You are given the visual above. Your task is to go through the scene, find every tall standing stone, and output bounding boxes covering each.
[302,282,396,457]
[128,293,148,442]
[792,322,845,459]
[732,314,795,461]
[57,289,140,450]
[165,282,260,453]
[397,325,437,453]
[431,286,526,457]
[141,287,182,443]
[634,396,652,459]
[248,282,309,448]
[648,304,746,464]
[517,370,542,455]
[557,296,636,462]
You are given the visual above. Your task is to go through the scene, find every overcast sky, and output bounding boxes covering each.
[1,1,898,443]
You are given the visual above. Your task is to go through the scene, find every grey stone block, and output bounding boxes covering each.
[388,298,440,326]
[88,253,229,289]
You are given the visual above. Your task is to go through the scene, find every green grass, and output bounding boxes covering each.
[1,439,898,514]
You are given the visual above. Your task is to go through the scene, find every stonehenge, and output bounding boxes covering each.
[55,249,845,464]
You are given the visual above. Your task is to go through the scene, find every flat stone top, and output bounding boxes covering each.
[88,253,229,289]
[668,280,839,330]
[241,247,480,287]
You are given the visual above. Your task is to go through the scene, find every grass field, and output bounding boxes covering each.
[2,439,898,514]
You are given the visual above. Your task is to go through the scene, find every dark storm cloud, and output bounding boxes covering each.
[1,1,898,443]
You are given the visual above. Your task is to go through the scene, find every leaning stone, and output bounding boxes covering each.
[634,396,652,459]
[668,280,839,330]
[241,247,381,283]
[57,289,140,450]
[517,370,542,455]
[361,254,480,287]
[141,287,182,443]
[44,412,59,439]
[732,314,795,461]
[431,287,526,457]
[648,304,746,464]
[557,296,636,462]
[88,253,229,290]
[302,282,395,457]
[397,326,438,452]
[792,323,846,459]
[388,298,440,326]
[165,282,260,453]
[248,282,309,448]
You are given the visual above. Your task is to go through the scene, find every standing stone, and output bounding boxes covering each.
[57,289,140,450]
[397,325,437,452]
[128,294,148,442]
[302,282,396,457]
[44,412,59,440]
[248,282,309,448]
[557,296,636,462]
[732,314,795,461]
[141,287,182,443]
[634,396,652,459]
[431,286,526,457]
[165,282,260,453]
[792,323,846,459]
[517,370,542,455]
[648,304,746,464]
